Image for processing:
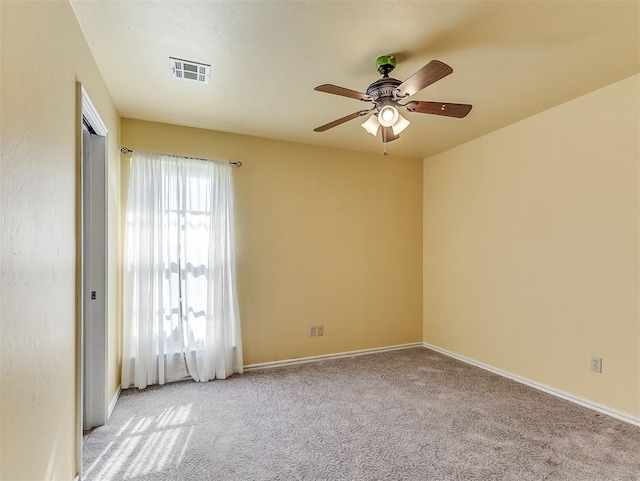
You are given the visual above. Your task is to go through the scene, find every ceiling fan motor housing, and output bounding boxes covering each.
[366,77,402,110]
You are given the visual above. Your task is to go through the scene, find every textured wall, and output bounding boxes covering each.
[423,74,640,417]
[0,1,120,479]
[121,118,423,365]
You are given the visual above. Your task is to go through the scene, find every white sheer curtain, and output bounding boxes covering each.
[122,151,243,389]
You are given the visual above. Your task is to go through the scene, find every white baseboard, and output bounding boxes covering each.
[423,342,640,428]
[244,342,423,371]
[108,385,121,420]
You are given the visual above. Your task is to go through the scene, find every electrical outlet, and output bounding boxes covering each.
[309,325,316,337]
[591,356,602,373]
[317,325,324,337]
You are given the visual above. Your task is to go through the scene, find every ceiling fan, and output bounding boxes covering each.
[313,55,472,145]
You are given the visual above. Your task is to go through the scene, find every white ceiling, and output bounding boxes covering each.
[70,0,640,159]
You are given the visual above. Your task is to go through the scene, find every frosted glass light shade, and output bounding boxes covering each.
[361,115,380,136]
[391,114,410,135]
[378,105,399,127]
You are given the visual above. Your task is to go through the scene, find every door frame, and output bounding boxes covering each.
[76,83,109,480]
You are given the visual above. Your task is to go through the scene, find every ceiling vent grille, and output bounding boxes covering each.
[170,57,211,84]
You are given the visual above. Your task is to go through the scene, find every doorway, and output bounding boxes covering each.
[77,84,108,480]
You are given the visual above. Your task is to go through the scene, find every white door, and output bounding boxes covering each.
[82,129,108,430]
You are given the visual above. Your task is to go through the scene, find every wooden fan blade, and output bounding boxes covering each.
[381,126,399,143]
[406,101,472,118]
[314,110,371,132]
[314,84,373,102]
[394,60,453,98]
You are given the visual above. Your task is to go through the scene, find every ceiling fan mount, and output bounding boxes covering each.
[313,55,473,145]
[375,54,397,77]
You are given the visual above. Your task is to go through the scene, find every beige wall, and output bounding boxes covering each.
[423,74,640,417]
[0,1,121,479]
[121,119,423,365]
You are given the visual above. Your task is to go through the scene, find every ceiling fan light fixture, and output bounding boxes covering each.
[378,105,399,127]
[391,114,411,135]
[361,115,380,136]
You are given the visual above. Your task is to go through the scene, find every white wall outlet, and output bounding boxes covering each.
[591,356,602,373]
[317,325,324,336]
[309,325,317,337]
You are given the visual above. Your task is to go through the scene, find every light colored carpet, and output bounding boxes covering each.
[83,347,640,480]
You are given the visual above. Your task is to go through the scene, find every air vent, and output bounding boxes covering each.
[169,57,211,84]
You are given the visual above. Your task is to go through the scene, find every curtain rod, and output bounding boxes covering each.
[120,147,242,167]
